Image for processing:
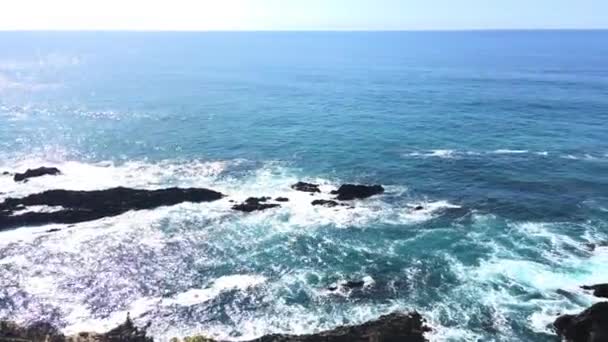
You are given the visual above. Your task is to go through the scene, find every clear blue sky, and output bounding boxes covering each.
[1,0,607,30]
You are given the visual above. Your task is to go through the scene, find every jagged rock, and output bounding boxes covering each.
[291,182,320,193]
[0,320,64,342]
[232,197,280,212]
[13,166,61,182]
[244,312,430,342]
[554,302,608,342]
[581,284,608,298]
[2,312,430,342]
[328,280,366,291]
[0,187,224,230]
[275,197,289,202]
[330,184,384,201]
[311,199,339,207]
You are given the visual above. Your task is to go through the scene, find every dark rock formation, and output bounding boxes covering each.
[554,302,608,342]
[0,320,64,342]
[331,184,384,201]
[2,171,11,176]
[311,199,339,207]
[1,312,430,342]
[0,187,224,230]
[344,280,366,289]
[581,284,608,298]
[13,167,61,182]
[328,280,367,292]
[245,312,430,342]
[291,182,321,193]
[0,316,152,342]
[232,197,280,213]
[275,197,289,202]
[413,205,424,211]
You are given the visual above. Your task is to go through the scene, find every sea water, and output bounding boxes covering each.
[1,31,608,341]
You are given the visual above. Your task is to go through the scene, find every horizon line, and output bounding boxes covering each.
[1,28,607,33]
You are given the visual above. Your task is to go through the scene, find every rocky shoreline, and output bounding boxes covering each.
[0,312,430,342]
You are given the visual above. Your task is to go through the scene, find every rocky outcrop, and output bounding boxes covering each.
[330,184,384,201]
[291,182,320,193]
[0,316,151,342]
[554,302,608,342]
[0,187,224,230]
[581,284,608,298]
[232,197,280,212]
[1,312,430,342]
[13,166,61,182]
[275,197,289,202]
[244,312,429,342]
[311,199,340,207]
[0,321,64,342]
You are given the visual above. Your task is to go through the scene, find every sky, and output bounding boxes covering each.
[0,0,607,31]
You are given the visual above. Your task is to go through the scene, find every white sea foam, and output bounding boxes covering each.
[164,275,267,307]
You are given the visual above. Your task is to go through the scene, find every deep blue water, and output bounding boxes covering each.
[1,31,608,341]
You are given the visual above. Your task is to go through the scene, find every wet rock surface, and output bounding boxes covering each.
[291,182,321,193]
[1,312,430,342]
[581,284,608,298]
[232,197,280,212]
[13,167,61,182]
[311,199,340,207]
[275,197,289,202]
[554,302,608,342]
[330,184,384,201]
[0,316,152,342]
[0,187,224,230]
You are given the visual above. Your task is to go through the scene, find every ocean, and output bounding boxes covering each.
[0,31,607,341]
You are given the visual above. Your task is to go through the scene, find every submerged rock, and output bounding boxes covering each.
[0,187,224,230]
[13,166,61,182]
[232,197,280,212]
[311,199,339,207]
[581,284,608,298]
[413,205,424,211]
[275,197,289,202]
[291,182,321,193]
[554,302,608,342]
[331,184,384,200]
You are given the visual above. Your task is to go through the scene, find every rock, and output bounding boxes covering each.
[244,312,430,342]
[581,284,608,298]
[344,280,366,289]
[46,228,62,233]
[13,166,61,182]
[232,197,280,212]
[291,182,321,193]
[413,205,424,211]
[0,187,224,230]
[1,171,10,176]
[331,184,384,201]
[327,279,367,291]
[2,312,430,342]
[554,302,608,342]
[275,197,289,202]
[311,199,339,207]
[0,320,64,342]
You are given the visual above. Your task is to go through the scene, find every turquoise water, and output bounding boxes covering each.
[1,31,608,341]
